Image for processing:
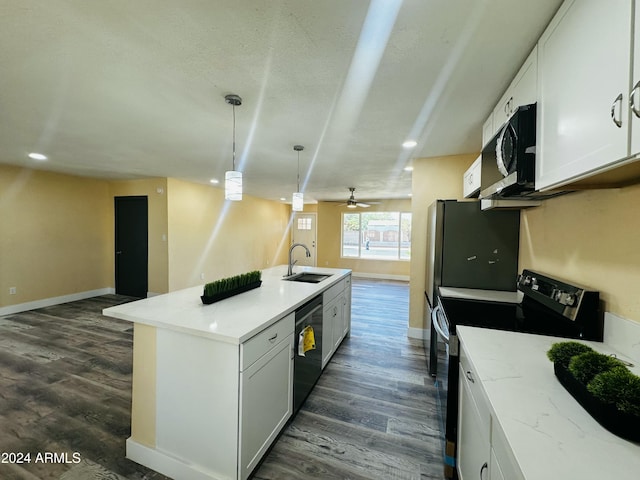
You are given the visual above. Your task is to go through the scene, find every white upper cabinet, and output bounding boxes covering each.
[463,155,482,198]
[632,4,640,155]
[536,0,632,191]
[482,114,494,148]
[492,46,538,133]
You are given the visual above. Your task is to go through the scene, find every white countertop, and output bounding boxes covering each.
[439,286,523,304]
[103,265,350,344]
[457,326,640,480]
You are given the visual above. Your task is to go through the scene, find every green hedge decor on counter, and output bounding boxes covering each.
[546,341,593,367]
[201,270,262,305]
[588,367,640,417]
[547,341,640,442]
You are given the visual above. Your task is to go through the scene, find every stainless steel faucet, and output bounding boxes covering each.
[286,243,311,277]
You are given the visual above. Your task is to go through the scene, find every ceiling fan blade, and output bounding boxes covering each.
[356,202,371,208]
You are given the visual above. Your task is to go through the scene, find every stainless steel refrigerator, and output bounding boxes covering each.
[424,200,520,375]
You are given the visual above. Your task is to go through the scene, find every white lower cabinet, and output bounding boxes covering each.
[458,340,524,480]
[457,354,490,480]
[490,449,505,480]
[322,274,352,368]
[152,312,295,480]
[239,330,294,479]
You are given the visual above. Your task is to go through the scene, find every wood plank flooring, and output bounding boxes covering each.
[0,278,443,480]
[253,279,443,480]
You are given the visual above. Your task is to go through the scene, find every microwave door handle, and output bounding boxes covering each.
[431,305,450,344]
[495,123,517,177]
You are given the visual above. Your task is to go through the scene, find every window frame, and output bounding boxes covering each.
[340,211,412,261]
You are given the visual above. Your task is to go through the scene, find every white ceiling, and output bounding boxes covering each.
[0,0,562,203]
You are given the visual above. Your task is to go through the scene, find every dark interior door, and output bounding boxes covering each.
[115,196,148,297]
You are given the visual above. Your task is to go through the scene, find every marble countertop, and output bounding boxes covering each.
[457,326,640,480]
[103,265,350,344]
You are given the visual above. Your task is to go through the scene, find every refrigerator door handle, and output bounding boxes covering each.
[431,304,450,344]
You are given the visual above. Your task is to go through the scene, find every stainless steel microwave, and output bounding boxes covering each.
[480,103,537,199]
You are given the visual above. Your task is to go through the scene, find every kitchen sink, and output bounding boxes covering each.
[283,272,332,283]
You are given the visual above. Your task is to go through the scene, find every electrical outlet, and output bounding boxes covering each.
[9,287,16,295]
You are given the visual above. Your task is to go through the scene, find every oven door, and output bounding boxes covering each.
[432,297,458,479]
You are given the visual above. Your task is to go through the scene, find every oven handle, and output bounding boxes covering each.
[431,304,450,344]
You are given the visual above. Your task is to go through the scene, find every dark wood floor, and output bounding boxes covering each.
[0,278,443,480]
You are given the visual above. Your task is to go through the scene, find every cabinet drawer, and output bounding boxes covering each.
[241,313,294,371]
[459,347,491,433]
[323,279,345,305]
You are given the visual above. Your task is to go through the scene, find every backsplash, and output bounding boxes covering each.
[519,182,640,323]
[604,312,640,367]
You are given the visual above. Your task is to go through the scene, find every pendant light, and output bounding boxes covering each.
[224,94,242,201]
[292,145,304,211]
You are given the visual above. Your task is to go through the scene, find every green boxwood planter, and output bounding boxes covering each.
[201,281,262,305]
[554,362,640,442]
[201,271,262,305]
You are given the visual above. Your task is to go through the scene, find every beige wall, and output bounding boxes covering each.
[166,178,290,291]
[0,165,112,307]
[316,199,412,277]
[409,154,478,330]
[109,178,169,295]
[520,183,640,322]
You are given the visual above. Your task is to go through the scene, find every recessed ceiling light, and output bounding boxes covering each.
[404,166,413,172]
[280,197,287,202]
[210,178,219,184]
[28,152,47,161]
[408,193,413,197]
[402,140,417,149]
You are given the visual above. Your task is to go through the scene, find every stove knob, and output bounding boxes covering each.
[551,288,561,301]
[558,292,577,307]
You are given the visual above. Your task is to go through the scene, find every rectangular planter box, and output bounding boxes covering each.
[554,363,640,442]
[201,281,262,305]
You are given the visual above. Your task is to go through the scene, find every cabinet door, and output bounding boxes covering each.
[342,277,351,338]
[490,449,505,480]
[536,0,631,190]
[482,114,494,148]
[332,294,345,351]
[463,156,482,198]
[492,47,538,133]
[457,364,490,480]
[322,299,336,368]
[239,334,294,480]
[631,6,640,154]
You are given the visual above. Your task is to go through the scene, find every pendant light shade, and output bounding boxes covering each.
[225,170,242,201]
[292,145,304,212]
[225,94,242,201]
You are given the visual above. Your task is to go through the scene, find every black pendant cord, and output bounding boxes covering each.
[232,103,237,171]
[297,150,300,192]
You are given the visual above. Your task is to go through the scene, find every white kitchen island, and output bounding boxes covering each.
[103,265,351,480]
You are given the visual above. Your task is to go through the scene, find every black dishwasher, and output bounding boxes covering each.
[293,296,323,413]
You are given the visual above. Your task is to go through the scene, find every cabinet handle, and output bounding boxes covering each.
[465,370,475,383]
[631,80,640,118]
[480,462,488,479]
[268,333,278,343]
[611,93,623,128]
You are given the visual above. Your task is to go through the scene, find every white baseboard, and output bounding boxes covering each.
[0,288,115,316]
[351,272,409,282]
[126,438,224,480]
[407,327,426,340]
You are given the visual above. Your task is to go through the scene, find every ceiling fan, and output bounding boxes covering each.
[338,187,380,208]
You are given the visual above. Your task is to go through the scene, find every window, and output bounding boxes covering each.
[341,211,412,260]
[297,217,312,230]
